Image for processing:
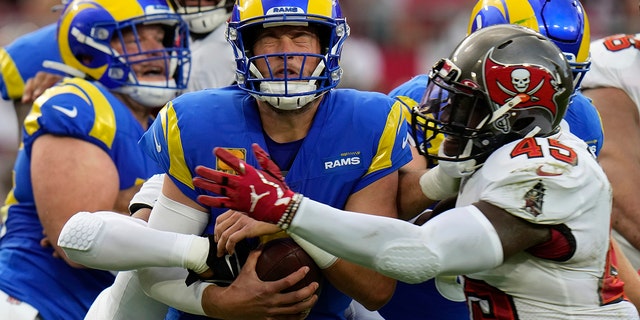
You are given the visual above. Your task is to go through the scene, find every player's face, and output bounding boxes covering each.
[439,93,490,157]
[251,26,322,80]
[111,24,172,83]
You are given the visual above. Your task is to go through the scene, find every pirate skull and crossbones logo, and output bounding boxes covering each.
[496,68,544,102]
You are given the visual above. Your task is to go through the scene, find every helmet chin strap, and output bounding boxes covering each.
[42,60,85,78]
[250,60,326,110]
[113,82,180,108]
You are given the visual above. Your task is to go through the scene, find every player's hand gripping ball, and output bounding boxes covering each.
[194,143,296,224]
[256,237,323,294]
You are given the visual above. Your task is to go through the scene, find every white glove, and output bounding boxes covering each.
[419,165,460,201]
[436,145,478,178]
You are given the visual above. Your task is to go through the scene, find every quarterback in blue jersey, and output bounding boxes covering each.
[0,0,190,319]
[137,1,410,319]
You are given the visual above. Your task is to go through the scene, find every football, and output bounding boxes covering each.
[256,237,323,293]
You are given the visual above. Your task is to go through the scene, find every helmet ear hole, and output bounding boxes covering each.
[76,54,94,66]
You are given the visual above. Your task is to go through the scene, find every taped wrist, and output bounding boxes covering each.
[289,233,338,269]
[185,237,257,286]
[419,165,460,201]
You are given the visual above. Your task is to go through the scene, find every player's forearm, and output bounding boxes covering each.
[58,211,210,272]
[600,156,640,251]
[138,266,210,316]
[322,259,395,310]
[288,198,503,284]
[397,169,435,220]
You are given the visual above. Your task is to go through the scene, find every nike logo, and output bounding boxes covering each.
[153,130,162,153]
[52,105,78,118]
[535,165,562,177]
[402,134,410,149]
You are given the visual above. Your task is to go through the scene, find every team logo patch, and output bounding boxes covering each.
[323,151,362,171]
[217,148,246,174]
[523,181,546,217]
[483,50,566,118]
[266,6,304,15]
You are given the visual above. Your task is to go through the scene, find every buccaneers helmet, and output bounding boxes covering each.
[412,24,573,171]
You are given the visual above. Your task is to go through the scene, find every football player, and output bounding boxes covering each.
[378,1,604,319]
[0,1,190,319]
[581,1,640,272]
[195,24,640,319]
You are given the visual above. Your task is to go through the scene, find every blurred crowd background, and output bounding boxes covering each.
[0,0,639,197]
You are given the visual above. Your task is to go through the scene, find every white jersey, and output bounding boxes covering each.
[457,131,638,319]
[187,26,236,92]
[581,33,640,115]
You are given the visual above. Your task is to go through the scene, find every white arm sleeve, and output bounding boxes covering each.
[135,193,215,316]
[147,193,209,234]
[84,270,169,320]
[288,198,504,284]
[129,174,165,213]
[137,267,209,316]
[58,210,210,272]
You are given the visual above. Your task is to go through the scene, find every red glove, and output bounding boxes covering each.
[193,144,297,224]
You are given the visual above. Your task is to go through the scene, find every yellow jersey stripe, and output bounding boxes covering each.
[164,103,194,189]
[367,101,405,175]
[0,48,25,100]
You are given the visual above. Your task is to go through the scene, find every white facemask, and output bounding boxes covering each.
[249,60,326,110]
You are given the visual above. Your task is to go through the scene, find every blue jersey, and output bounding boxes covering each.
[0,24,63,101]
[140,86,412,320]
[0,77,160,320]
[564,90,604,157]
[381,74,605,320]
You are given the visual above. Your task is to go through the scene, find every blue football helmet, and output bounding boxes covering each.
[169,0,234,34]
[468,0,590,89]
[413,25,573,172]
[57,0,191,107]
[227,0,349,110]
